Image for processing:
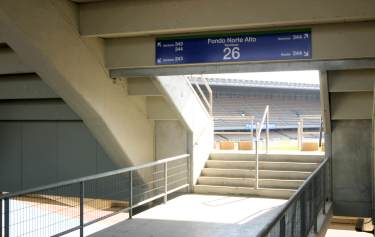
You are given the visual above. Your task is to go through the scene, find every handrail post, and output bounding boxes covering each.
[202,77,213,116]
[279,215,286,237]
[255,122,260,190]
[79,181,84,237]
[323,166,326,215]
[187,155,192,193]
[4,198,8,237]
[0,199,2,237]
[297,121,302,150]
[129,170,133,219]
[319,116,323,148]
[164,162,168,203]
[266,110,269,153]
[313,178,318,233]
[300,191,306,236]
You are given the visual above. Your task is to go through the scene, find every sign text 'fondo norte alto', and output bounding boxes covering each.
[155,30,312,65]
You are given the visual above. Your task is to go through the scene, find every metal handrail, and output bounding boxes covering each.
[0,154,190,237]
[257,158,328,237]
[298,115,323,150]
[255,105,269,189]
[214,115,255,143]
[190,76,213,116]
[0,154,189,199]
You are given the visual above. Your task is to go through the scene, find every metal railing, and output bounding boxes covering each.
[189,76,213,116]
[257,158,329,237]
[255,105,270,189]
[0,154,190,237]
[297,115,323,150]
[214,115,255,143]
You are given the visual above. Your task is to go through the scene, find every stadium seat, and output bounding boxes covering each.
[219,141,235,150]
[238,141,253,150]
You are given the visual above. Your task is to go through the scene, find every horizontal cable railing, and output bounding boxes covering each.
[0,154,190,237]
[257,158,329,237]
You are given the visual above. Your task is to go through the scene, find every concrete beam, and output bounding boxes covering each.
[328,70,375,92]
[79,0,375,38]
[106,21,375,70]
[127,77,161,96]
[0,0,154,166]
[330,92,373,120]
[146,96,178,120]
[0,45,33,74]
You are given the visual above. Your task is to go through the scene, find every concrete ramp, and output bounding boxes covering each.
[90,194,287,237]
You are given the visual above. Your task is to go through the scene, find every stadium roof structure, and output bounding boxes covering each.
[188,76,320,90]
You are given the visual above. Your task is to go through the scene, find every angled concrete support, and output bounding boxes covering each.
[154,76,214,185]
[146,96,178,120]
[0,0,154,166]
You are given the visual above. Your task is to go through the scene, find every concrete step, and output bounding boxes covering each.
[194,185,295,199]
[202,168,253,178]
[205,160,319,171]
[197,176,303,189]
[210,152,324,163]
[202,168,311,180]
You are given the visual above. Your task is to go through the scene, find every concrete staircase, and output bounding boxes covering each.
[194,151,324,199]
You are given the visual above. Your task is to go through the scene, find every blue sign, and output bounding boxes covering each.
[156,29,312,65]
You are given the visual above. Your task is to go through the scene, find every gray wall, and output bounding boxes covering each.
[331,120,372,216]
[327,69,375,217]
[0,77,121,192]
[0,120,118,192]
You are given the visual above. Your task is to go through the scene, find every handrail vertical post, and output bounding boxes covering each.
[255,140,259,189]
[203,78,213,116]
[164,162,168,203]
[187,156,192,192]
[79,181,84,237]
[255,122,260,190]
[251,118,254,139]
[4,198,8,237]
[297,121,302,150]
[319,116,323,148]
[300,191,306,236]
[301,118,304,147]
[129,170,133,219]
[266,109,269,153]
[313,178,318,233]
[323,166,326,214]
[0,199,3,237]
[280,215,286,237]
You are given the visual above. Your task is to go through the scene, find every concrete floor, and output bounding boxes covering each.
[324,223,373,237]
[89,194,287,237]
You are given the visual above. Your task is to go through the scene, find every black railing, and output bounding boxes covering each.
[257,158,329,237]
[0,154,190,237]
